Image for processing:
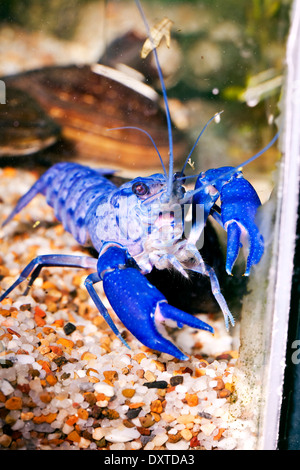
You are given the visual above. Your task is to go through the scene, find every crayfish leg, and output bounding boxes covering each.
[0,254,97,301]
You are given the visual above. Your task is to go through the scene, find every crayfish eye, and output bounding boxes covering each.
[132,181,149,196]
[174,172,185,184]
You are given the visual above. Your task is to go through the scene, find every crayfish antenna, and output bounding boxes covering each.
[180,111,224,176]
[234,131,279,173]
[106,126,167,178]
[183,131,279,202]
[135,0,174,199]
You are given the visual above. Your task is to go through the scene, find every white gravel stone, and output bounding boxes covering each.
[165,439,190,451]
[216,437,237,450]
[16,354,35,364]
[152,433,168,447]
[105,426,141,443]
[92,427,105,441]
[0,379,15,395]
[94,382,115,397]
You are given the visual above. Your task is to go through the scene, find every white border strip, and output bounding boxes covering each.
[261,0,300,450]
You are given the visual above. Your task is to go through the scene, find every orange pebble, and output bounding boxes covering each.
[34,314,46,327]
[185,393,198,407]
[213,428,226,441]
[33,413,57,424]
[34,306,46,318]
[7,328,21,338]
[39,392,52,404]
[3,167,16,177]
[5,396,22,410]
[46,374,58,386]
[66,415,78,426]
[195,368,206,377]
[190,435,200,447]
[81,351,97,361]
[128,402,145,409]
[39,361,52,374]
[77,408,89,420]
[218,389,231,398]
[0,308,11,317]
[67,430,81,443]
[150,400,163,414]
[50,345,63,356]
[44,412,57,423]
[132,353,147,363]
[57,337,74,349]
[42,281,57,290]
[95,392,110,402]
[52,319,64,328]
[122,389,135,398]
[0,298,12,306]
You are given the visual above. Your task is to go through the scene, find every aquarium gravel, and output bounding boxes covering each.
[0,167,256,450]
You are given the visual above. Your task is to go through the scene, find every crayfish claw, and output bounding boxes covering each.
[97,245,214,360]
[225,221,242,275]
[214,173,264,276]
[244,226,264,276]
[158,301,214,334]
[145,331,190,362]
[225,219,264,277]
[153,302,214,360]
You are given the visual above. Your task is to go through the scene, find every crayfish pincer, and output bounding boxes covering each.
[0,0,278,360]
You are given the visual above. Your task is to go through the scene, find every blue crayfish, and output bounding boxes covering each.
[0,0,278,360]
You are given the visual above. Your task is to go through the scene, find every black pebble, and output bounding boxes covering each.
[63,322,76,335]
[0,360,13,369]
[143,380,168,389]
[170,375,184,386]
[90,405,102,419]
[140,434,153,446]
[125,407,142,419]
[53,356,68,367]
[198,410,213,419]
